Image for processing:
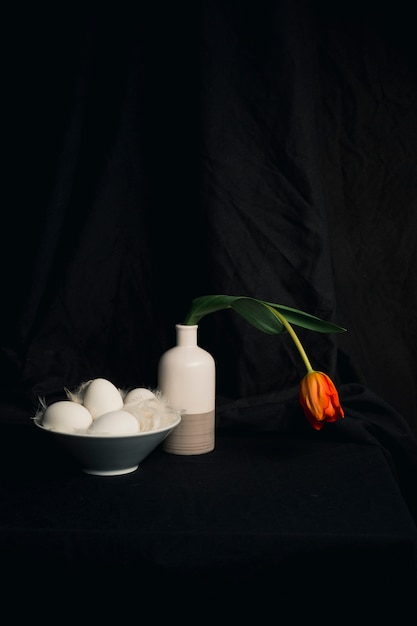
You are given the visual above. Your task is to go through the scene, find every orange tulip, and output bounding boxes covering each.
[299,371,344,430]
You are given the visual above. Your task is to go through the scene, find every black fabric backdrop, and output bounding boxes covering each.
[2,1,417,436]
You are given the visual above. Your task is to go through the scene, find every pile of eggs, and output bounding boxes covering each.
[36,378,180,436]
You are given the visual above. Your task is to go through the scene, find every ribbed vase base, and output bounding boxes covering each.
[162,411,215,455]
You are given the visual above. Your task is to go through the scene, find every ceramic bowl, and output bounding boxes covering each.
[34,415,181,476]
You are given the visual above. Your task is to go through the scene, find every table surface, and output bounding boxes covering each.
[1,417,417,620]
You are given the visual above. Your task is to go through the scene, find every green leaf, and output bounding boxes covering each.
[183,295,237,325]
[263,302,346,333]
[183,295,346,334]
[230,298,284,334]
[183,295,284,334]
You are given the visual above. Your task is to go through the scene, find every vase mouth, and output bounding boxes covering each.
[176,323,198,329]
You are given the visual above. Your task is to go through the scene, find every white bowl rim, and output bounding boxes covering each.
[32,414,181,439]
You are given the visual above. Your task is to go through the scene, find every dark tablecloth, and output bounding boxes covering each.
[1,384,417,621]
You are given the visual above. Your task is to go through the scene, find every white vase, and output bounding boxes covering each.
[158,324,216,455]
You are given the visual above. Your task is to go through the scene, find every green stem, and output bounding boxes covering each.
[267,305,314,373]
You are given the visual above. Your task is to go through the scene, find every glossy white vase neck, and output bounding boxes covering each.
[175,324,198,346]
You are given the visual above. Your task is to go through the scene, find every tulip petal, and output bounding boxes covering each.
[299,371,344,430]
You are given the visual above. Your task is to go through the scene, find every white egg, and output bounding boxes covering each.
[88,410,140,435]
[123,387,155,405]
[82,378,124,419]
[41,401,93,433]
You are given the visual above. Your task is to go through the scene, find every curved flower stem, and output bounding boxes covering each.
[266,305,314,374]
